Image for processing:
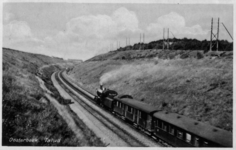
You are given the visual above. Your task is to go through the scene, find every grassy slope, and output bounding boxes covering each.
[2,48,91,146]
[88,49,232,61]
[39,66,104,146]
[68,53,232,131]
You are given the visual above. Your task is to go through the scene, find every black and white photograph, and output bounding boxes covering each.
[2,0,234,148]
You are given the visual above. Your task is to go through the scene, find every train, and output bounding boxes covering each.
[94,85,232,147]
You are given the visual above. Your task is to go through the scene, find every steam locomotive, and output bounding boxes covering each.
[94,85,232,147]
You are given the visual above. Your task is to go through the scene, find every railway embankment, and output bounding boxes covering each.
[2,48,84,146]
[37,74,104,146]
[68,49,232,132]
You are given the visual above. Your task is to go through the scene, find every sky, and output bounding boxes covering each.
[3,2,233,60]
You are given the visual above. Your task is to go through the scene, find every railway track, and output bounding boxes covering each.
[55,71,162,147]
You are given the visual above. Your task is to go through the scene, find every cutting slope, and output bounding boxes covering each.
[68,56,232,132]
[2,48,83,146]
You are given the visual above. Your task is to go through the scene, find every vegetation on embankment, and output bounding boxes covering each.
[88,49,233,61]
[3,74,80,146]
[93,37,233,54]
[88,37,232,62]
[2,48,103,146]
[39,65,105,146]
[68,56,232,132]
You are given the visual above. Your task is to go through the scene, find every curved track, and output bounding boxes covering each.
[55,71,162,147]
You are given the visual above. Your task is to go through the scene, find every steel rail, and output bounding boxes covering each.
[56,71,150,147]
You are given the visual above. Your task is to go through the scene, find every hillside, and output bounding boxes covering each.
[88,37,233,61]
[2,48,86,146]
[68,48,233,132]
[88,49,233,61]
[3,48,66,97]
[99,38,233,53]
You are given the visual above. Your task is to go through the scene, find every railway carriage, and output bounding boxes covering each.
[152,111,232,147]
[113,97,126,118]
[61,71,232,147]
[114,98,159,133]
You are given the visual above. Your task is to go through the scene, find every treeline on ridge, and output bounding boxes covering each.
[117,38,233,52]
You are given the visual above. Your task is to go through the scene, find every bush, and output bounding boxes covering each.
[2,72,81,146]
[196,52,204,59]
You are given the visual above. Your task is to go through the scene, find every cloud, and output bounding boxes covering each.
[3,8,210,61]
[66,15,115,40]
[3,7,143,60]
[146,12,208,39]
[3,20,32,41]
[39,7,141,60]
[156,12,185,28]
[3,19,46,56]
[64,7,140,41]
[112,7,140,33]
[3,12,15,24]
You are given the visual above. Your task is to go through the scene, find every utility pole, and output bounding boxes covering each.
[162,28,171,50]
[163,28,165,50]
[143,33,145,43]
[209,18,220,52]
[140,33,142,43]
[143,33,145,50]
[216,18,220,52]
[139,33,142,50]
[139,33,141,50]
[167,28,169,50]
[210,18,213,51]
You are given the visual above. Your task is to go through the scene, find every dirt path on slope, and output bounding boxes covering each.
[35,76,86,142]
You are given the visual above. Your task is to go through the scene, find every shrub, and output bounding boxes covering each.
[197,52,204,59]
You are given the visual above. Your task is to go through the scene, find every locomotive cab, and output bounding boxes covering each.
[104,89,118,98]
[97,85,118,98]
[95,85,118,106]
